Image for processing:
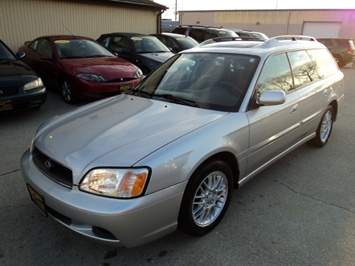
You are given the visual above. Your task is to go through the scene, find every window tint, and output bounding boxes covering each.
[0,42,15,60]
[288,50,319,87]
[34,39,53,57]
[110,36,131,53]
[307,49,338,78]
[256,53,293,94]
[189,29,205,43]
[172,28,186,35]
[204,30,219,40]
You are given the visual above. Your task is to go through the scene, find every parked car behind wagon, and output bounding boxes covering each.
[22,35,344,248]
[18,35,143,103]
[150,33,198,53]
[317,38,354,67]
[0,39,46,112]
[97,33,174,75]
[171,25,239,43]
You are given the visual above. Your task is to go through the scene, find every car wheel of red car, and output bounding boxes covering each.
[61,78,76,104]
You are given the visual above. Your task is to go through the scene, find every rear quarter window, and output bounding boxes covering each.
[307,49,338,79]
[287,50,319,87]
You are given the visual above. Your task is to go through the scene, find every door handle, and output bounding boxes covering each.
[291,104,298,114]
[323,88,329,96]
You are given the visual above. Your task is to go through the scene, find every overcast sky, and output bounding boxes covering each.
[155,0,355,20]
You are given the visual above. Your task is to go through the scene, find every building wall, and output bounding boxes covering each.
[0,0,160,51]
[179,9,355,39]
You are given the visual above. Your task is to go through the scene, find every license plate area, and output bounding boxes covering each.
[119,84,132,92]
[0,99,13,111]
[27,185,48,216]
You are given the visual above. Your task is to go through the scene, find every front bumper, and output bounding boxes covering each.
[21,149,186,248]
[0,89,46,113]
[73,78,141,101]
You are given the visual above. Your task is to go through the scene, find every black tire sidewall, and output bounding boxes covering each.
[61,77,76,104]
[309,105,334,147]
[178,160,233,236]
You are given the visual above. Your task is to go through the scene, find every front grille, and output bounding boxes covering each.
[0,86,19,97]
[32,147,73,188]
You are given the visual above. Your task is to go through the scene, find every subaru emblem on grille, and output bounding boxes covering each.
[44,160,53,170]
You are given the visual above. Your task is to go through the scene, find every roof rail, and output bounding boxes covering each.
[267,35,317,42]
[199,36,264,46]
[179,25,223,29]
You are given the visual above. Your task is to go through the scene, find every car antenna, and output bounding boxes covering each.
[61,22,76,38]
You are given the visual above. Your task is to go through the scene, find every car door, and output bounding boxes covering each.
[27,38,58,88]
[293,49,340,136]
[245,53,303,176]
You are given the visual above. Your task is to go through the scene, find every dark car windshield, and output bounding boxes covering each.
[54,39,114,59]
[174,36,199,50]
[132,53,259,112]
[132,36,170,53]
[0,42,16,61]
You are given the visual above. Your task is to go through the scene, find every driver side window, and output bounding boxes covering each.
[255,53,293,95]
[33,39,53,57]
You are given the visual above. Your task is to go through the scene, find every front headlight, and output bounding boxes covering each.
[24,78,43,91]
[76,73,108,82]
[80,168,150,198]
[134,68,143,79]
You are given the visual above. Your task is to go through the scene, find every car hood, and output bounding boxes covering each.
[62,57,138,78]
[0,59,35,76]
[139,52,174,64]
[34,94,226,182]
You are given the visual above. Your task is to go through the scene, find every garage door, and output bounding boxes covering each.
[302,22,341,38]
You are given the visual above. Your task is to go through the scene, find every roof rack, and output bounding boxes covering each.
[267,35,317,42]
[179,25,223,29]
[199,36,263,46]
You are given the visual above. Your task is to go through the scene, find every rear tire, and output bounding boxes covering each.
[334,55,344,68]
[178,160,233,236]
[308,106,334,147]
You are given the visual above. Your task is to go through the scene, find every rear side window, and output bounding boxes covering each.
[255,53,293,94]
[30,39,53,57]
[307,49,338,78]
[287,50,319,87]
[189,29,206,43]
[172,28,186,35]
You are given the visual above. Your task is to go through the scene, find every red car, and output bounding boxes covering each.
[18,35,143,103]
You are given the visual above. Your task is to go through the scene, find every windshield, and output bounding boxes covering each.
[54,39,114,59]
[0,42,16,61]
[132,53,259,112]
[131,36,171,53]
[175,37,199,50]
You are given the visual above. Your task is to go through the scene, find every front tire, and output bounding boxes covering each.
[178,160,233,236]
[308,106,334,147]
[334,55,344,68]
[61,78,76,104]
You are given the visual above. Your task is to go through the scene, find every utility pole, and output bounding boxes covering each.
[175,0,178,21]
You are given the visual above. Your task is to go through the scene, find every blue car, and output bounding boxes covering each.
[97,33,174,75]
[0,39,46,113]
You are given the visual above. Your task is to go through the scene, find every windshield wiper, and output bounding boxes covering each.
[86,55,108,58]
[153,93,199,107]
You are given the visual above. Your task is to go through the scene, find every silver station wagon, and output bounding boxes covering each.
[21,35,344,248]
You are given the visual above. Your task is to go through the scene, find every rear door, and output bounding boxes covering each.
[245,53,302,176]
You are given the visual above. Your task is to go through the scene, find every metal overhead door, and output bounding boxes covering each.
[302,22,341,38]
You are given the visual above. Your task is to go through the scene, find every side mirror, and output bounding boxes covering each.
[16,51,26,59]
[258,90,286,106]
